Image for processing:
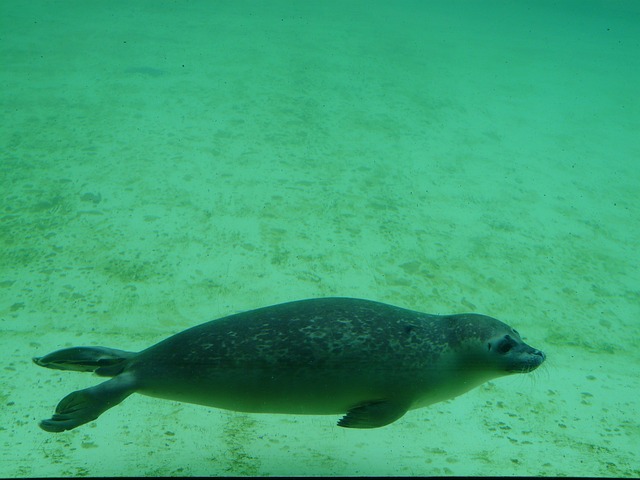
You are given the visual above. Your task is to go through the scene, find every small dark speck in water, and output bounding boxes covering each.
[124,66,166,77]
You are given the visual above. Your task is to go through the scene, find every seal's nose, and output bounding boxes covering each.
[533,349,546,361]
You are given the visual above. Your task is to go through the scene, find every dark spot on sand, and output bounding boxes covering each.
[81,192,102,205]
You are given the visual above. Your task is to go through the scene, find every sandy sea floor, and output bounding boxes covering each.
[1,0,639,477]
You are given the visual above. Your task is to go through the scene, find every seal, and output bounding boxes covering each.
[34,297,545,432]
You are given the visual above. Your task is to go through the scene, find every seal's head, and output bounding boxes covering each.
[443,313,546,376]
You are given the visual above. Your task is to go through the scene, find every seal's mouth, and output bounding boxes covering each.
[508,348,546,373]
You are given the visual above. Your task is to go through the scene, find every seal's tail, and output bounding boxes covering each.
[38,374,136,433]
[33,346,135,377]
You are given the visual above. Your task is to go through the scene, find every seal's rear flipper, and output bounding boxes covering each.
[39,374,136,433]
[33,347,135,376]
[337,400,409,428]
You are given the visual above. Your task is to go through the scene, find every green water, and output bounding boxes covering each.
[1,0,638,476]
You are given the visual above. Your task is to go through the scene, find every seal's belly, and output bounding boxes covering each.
[138,385,364,414]
[134,362,427,414]
[136,369,477,414]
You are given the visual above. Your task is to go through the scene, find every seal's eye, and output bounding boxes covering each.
[496,335,515,354]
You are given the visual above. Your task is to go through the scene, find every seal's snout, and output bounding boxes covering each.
[504,343,546,374]
[521,348,546,373]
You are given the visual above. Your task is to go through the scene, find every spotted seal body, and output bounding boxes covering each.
[34,297,545,432]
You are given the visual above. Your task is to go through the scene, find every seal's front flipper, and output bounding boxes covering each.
[338,400,409,429]
[33,347,135,376]
[39,374,136,433]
